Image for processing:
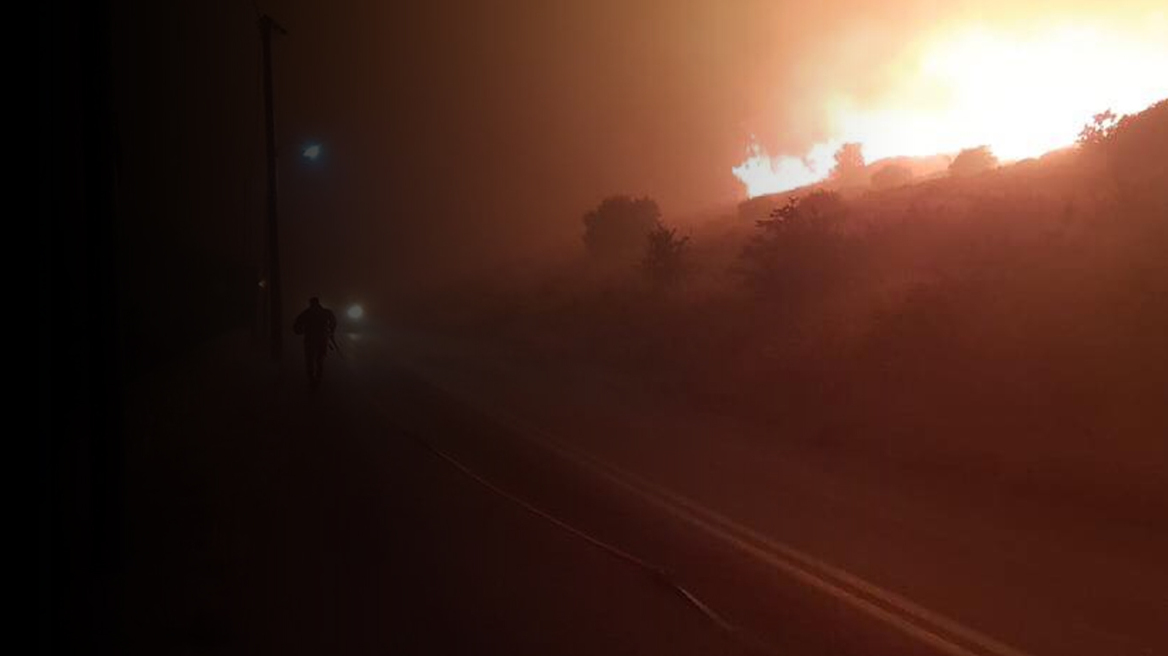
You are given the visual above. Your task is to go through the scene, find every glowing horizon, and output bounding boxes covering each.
[734,18,1168,198]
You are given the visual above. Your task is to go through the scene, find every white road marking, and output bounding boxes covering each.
[411,372,1039,656]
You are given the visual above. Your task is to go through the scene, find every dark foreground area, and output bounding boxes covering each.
[113,331,762,656]
[53,324,1156,656]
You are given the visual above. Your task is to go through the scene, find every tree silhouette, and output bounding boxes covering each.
[641,223,689,289]
[1077,101,1166,207]
[1077,109,1121,149]
[830,143,868,188]
[738,190,849,299]
[948,146,998,177]
[583,195,663,265]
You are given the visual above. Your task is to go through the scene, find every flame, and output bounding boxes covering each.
[734,18,1168,198]
[732,140,837,198]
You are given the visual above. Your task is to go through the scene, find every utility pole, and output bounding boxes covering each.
[260,14,287,361]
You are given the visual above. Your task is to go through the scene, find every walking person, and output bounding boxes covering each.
[292,297,337,390]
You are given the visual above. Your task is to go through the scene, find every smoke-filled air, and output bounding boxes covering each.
[56,1,1168,655]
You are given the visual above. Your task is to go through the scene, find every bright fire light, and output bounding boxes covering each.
[734,19,1168,198]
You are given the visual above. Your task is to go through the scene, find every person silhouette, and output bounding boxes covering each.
[292,297,337,389]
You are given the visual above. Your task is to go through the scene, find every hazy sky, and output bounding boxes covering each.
[111,0,1167,298]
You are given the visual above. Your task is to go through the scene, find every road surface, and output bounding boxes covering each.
[118,327,1168,655]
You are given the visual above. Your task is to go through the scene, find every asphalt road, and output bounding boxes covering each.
[358,326,1168,656]
[121,331,756,656]
[118,328,1168,656]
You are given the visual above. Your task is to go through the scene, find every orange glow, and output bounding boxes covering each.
[734,17,1168,197]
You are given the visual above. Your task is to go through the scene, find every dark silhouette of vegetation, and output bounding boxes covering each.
[1076,109,1122,149]
[948,146,998,177]
[871,164,913,190]
[583,195,662,266]
[738,190,850,302]
[641,223,690,289]
[1080,100,1168,214]
[829,142,868,188]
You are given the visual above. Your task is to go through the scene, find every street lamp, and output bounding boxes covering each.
[260,13,288,362]
[257,15,331,363]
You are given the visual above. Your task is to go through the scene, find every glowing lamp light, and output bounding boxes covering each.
[302,143,322,161]
[347,304,364,320]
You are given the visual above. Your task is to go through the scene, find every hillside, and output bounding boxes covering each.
[428,98,1168,505]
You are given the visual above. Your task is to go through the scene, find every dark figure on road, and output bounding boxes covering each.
[292,297,337,389]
